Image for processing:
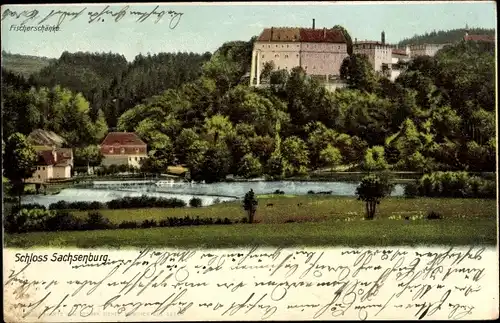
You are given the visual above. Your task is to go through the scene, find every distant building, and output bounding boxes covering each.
[27,147,73,183]
[390,47,411,81]
[409,43,450,58]
[100,132,147,168]
[353,31,393,74]
[250,19,349,87]
[463,31,495,51]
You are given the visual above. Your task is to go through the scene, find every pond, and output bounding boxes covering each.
[21,180,405,207]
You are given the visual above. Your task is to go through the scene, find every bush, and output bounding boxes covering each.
[274,189,285,195]
[404,181,419,198]
[106,196,187,209]
[5,208,55,233]
[13,203,46,212]
[140,219,157,228]
[85,211,114,230]
[118,221,139,229]
[45,210,86,231]
[307,190,315,195]
[426,211,443,220]
[49,200,69,210]
[189,197,203,208]
[414,172,495,198]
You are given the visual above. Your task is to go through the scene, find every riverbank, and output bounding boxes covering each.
[5,196,496,248]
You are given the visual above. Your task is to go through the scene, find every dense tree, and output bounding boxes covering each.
[3,133,38,208]
[74,145,103,171]
[340,54,379,92]
[243,189,258,224]
[356,174,395,220]
[281,136,309,176]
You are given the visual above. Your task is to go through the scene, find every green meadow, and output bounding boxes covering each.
[4,195,497,249]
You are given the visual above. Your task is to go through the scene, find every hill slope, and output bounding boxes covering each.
[398,27,495,46]
[1,51,56,78]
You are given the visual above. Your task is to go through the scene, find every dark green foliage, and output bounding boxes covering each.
[118,221,140,229]
[404,181,420,198]
[414,172,496,199]
[106,196,187,209]
[243,189,258,223]
[189,197,203,208]
[49,201,105,211]
[398,28,494,47]
[356,174,395,220]
[86,211,114,230]
[426,211,443,220]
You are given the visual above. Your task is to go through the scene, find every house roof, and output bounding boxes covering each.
[100,132,146,146]
[27,129,66,147]
[354,41,392,46]
[257,27,346,43]
[464,34,495,43]
[37,149,72,167]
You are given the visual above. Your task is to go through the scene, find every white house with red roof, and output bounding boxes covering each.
[100,132,148,168]
[26,147,73,183]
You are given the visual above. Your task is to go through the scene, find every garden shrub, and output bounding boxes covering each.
[415,172,495,198]
[44,210,86,231]
[140,219,157,228]
[106,196,187,209]
[85,211,114,230]
[189,197,203,208]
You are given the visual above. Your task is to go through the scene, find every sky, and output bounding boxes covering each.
[1,1,497,61]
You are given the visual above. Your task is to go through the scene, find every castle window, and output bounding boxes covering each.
[109,148,114,153]
[262,55,265,58]
[43,167,45,170]
[276,45,278,48]
[285,54,289,58]
[287,45,289,48]
[275,54,279,58]
[121,148,125,154]
[135,148,139,153]
[296,54,299,57]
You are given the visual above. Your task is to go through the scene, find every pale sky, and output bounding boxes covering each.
[1,1,497,61]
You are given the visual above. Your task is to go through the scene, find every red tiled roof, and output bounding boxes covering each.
[257,27,346,43]
[464,34,495,43]
[37,150,72,166]
[300,28,346,43]
[100,132,146,147]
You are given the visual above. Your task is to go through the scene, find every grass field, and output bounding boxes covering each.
[4,196,497,248]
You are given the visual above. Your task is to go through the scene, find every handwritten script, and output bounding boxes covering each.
[3,246,498,321]
[1,5,183,28]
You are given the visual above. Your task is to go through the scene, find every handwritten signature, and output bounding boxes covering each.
[1,5,183,28]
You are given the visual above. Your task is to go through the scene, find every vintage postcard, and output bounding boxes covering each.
[2,1,498,321]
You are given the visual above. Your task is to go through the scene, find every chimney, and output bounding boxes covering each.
[312,19,315,30]
[355,38,357,44]
[323,27,326,38]
[52,146,57,163]
[381,31,385,45]
[271,27,274,40]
